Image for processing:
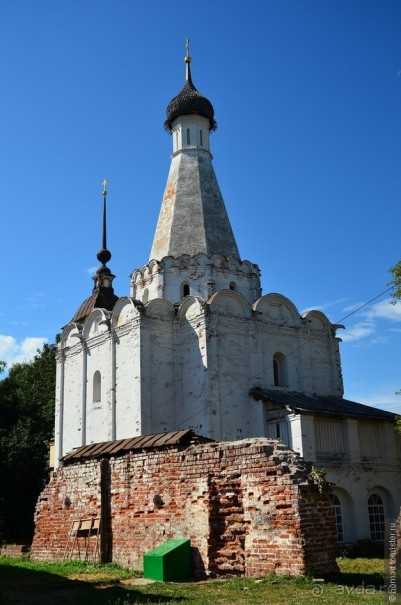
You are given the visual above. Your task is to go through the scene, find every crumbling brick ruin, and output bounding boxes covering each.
[31,434,338,577]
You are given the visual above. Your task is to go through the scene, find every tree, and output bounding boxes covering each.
[389,262,401,433]
[0,343,56,543]
[389,261,401,302]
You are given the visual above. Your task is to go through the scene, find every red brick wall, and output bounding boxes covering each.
[0,544,30,557]
[31,438,338,577]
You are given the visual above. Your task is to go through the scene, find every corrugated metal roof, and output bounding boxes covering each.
[72,288,119,323]
[62,429,203,463]
[250,387,396,421]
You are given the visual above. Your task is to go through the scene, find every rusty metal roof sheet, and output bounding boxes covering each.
[250,387,396,421]
[62,429,204,464]
[72,287,119,323]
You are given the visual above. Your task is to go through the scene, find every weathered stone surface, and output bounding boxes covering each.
[150,149,239,261]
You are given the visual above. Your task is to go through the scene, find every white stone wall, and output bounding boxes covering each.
[327,465,401,542]
[171,114,211,154]
[130,254,262,306]
[83,310,113,445]
[56,286,343,465]
[141,301,176,434]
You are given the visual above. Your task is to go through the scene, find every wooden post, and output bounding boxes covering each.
[100,458,111,562]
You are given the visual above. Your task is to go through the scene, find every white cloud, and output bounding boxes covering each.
[341,301,367,314]
[86,266,98,275]
[339,298,401,345]
[0,335,48,367]
[301,297,349,316]
[340,322,376,343]
[361,299,401,323]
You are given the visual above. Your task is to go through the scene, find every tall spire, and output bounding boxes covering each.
[71,179,119,323]
[96,178,112,267]
[150,43,240,262]
[185,37,192,84]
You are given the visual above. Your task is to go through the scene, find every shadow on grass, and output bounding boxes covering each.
[324,570,385,591]
[0,563,185,605]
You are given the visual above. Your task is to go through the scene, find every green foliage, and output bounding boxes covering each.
[389,262,401,397]
[309,466,327,494]
[389,261,401,301]
[0,342,56,542]
[0,557,135,580]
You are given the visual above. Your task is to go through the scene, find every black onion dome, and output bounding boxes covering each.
[164,62,217,133]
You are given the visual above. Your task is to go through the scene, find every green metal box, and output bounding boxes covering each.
[143,538,192,581]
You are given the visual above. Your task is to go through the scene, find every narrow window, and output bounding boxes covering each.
[329,494,345,543]
[182,283,190,297]
[142,288,149,304]
[368,494,385,541]
[175,131,178,149]
[273,359,279,386]
[186,128,190,145]
[93,371,101,403]
[229,281,236,291]
[199,129,203,146]
[273,352,288,387]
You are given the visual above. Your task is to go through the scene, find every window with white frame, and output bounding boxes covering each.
[368,493,385,541]
[329,493,345,543]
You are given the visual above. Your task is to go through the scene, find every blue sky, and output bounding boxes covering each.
[0,1,400,413]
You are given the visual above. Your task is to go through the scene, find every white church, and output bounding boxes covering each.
[55,46,401,547]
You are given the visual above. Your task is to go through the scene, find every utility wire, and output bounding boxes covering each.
[174,284,396,430]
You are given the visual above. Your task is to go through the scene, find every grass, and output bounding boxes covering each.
[0,556,395,605]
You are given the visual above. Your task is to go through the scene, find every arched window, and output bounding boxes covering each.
[186,128,190,145]
[182,283,190,297]
[93,371,101,403]
[329,493,344,543]
[273,352,288,387]
[368,493,385,541]
[199,130,203,147]
[229,281,236,291]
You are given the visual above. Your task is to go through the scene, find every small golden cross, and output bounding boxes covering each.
[102,178,108,195]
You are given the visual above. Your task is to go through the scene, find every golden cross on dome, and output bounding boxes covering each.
[102,178,108,196]
[185,37,190,58]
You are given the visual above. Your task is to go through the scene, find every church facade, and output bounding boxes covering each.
[55,52,344,462]
[51,46,400,552]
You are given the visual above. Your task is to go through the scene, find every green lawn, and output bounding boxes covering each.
[0,556,397,605]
